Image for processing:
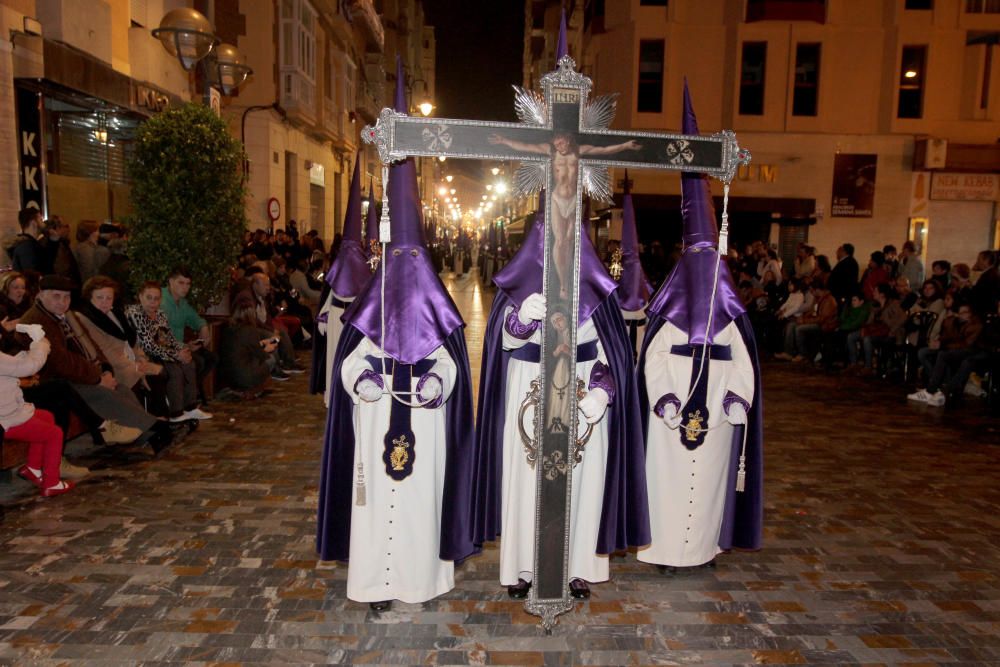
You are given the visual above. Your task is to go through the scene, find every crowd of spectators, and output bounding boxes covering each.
[734,239,1000,408]
[1,212,326,499]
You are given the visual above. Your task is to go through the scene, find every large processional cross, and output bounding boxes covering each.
[364,55,750,629]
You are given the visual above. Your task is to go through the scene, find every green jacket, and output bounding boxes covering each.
[839,302,871,332]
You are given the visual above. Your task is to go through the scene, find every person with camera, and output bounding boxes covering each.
[219,297,280,396]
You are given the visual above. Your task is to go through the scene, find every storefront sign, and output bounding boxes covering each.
[929,172,999,201]
[736,163,777,183]
[132,83,171,112]
[831,153,877,218]
[15,86,46,215]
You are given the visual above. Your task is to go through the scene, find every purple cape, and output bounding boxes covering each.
[636,312,763,551]
[493,203,617,324]
[316,323,479,562]
[471,289,651,554]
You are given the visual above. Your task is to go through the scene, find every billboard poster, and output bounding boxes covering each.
[831,153,877,218]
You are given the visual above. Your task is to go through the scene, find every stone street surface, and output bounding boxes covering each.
[2,272,1000,666]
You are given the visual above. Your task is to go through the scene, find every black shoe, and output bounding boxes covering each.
[569,578,590,599]
[507,578,531,599]
[656,564,678,575]
[369,600,391,612]
[282,363,306,374]
[270,370,290,381]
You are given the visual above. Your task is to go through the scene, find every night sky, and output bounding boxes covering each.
[421,1,524,124]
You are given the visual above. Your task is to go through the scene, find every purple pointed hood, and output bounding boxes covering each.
[325,152,369,298]
[617,171,653,311]
[493,193,616,323]
[344,57,464,365]
[364,181,378,252]
[645,82,745,344]
[556,10,568,59]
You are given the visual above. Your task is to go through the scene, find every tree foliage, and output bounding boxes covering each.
[127,103,247,310]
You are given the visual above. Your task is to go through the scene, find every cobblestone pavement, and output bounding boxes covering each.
[1,272,1000,666]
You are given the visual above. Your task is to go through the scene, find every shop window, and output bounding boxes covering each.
[966,0,1000,13]
[640,0,667,5]
[898,45,927,119]
[792,43,820,116]
[906,0,933,8]
[746,0,826,23]
[637,40,665,113]
[739,42,767,116]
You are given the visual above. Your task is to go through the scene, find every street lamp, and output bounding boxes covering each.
[152,8,218,70]
[153,8,252,103]
[204,43,253,95]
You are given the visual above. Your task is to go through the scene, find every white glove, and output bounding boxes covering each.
[726,403,748,425]
[357,379,383,402]
[578,388,609,424]
[317,319,328,336]
[662,404,682,429]
[15,323,45,342]
[518,293,546,325]
[419,376,442,403]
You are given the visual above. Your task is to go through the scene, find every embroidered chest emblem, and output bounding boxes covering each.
[389,434,410,471]
[684,410,704,443]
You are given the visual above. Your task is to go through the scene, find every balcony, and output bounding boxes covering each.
[322,97,346,145]
[349,0,384,53]
[281,70,317,125]
[355,79,382,125]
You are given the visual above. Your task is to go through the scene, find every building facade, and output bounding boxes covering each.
[1,0,435,264]
[528,0,1000,268]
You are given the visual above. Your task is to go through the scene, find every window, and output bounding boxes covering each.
[279,0,317,113]
[739,42,767,115]
[898,45,927,119]
[792,43,820,116]
[746,0,826,23]
[637,40,665,113]
[640,0,667,5]
[905,0,933,9]
[966,0,1000,13]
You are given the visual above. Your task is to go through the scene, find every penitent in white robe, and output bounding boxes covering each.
[499,314,610,587]
[319,291,352,407]
[638,320,754,568]
[340,336,457,603]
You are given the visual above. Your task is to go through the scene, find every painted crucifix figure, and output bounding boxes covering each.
[363,52,749,628]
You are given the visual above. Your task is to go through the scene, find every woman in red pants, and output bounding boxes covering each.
[0,322,73,497]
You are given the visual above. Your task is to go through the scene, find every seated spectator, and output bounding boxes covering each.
[857,283,906,375]
[776,278,807,320]
[930,260,951,291]
[219,298,279,396]
[908,302,983,406]
[794,243,816,279]
[883,244,899,279]
[791,281,838,363]
[842,293,873,371]
[125,281,211,423]
[232,268,304,374]
[160,267,218,404]
[271,257,315,332]
[895,276,917,311]
[812,255,832,287]
[77,276,165,411]
[1,271,30,352]
[20,275,174,452]
[946,300,1000,402]
[73,220,110,283]
[287,259,322,308]
[861,251,891,301]
[911,279,945,316]
[1,325,74,497]
[950,263,973,303]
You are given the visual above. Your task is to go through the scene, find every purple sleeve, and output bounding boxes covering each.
[316,311,328,324]
[723,391,750,416]
[588,361,616,402]
[653,393,681,418]
[353,368,384,393]
[416,372,444,409]
[504,306,539,339]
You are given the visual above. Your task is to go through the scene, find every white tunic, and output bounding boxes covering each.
[499,314,610,586]
[638,320,754,567]
[340,336,457,603]
[318,291,352,407]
